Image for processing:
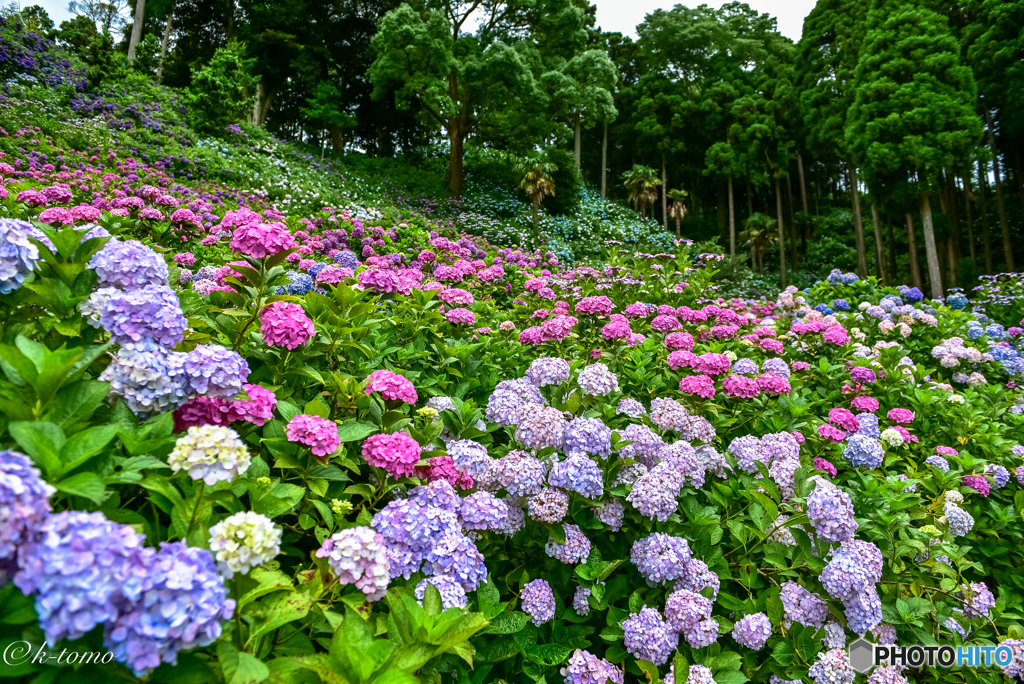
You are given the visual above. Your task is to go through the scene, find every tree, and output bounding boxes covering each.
[68,0,128,34]
[740,212,777,273]
[515,159,557,245]
[667,188,688,237]
[621,164,660,219]
[187,41,256,133]
[545,49,617,170]
[846,0,983,299]
[368,2,549,195]
[127,0,145,61]
[301,81,356,158]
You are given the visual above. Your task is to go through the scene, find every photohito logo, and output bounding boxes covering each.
[848,638,1015,672]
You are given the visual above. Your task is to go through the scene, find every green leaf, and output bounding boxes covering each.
[303,397,331,419]
[248,590,316,641]
[53,471,106,504]
[231,653,270,684]
[481,611,529,635]
[8,421,64,476]
[57,423,119,475]
[712,671,748,684]
[239,568,295,609]
[336,422,379,443]
[477,579,501,618]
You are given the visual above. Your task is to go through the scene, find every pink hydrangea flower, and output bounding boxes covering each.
[792,361,810,371]
[665,332,694,350]
[575,296,614,316]
[679,374,716,399]
[317,266,353,284]
[365,370,418,404]
[813,458,837,477]
[828,408,860,432]
[287,414,341,457]
[723,374,760,398]
[791,431,805,444]
[602,318,632,340]
[851,396,878,413]
[624,303,649,318]
[260,301,315,349]
[760,338,784,354]
[886,408,915,424]
[415,456,473,490]
[823,326,850,345]
[445,308,476,325]
[667,350,698,370]
[757,373,791,396]
[362,432,422,478]
[936,445,959,457]
[818,424,846,442]
[962,475,990,497]
[232,384,277,426]
[38,207,73,225]
[174,252,197,267]
[694,353,731,376]
[230,222,296,257]
[651,315,682,332]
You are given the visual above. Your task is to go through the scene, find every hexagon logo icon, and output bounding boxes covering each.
[849,638,875,673]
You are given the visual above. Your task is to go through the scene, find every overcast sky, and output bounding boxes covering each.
[31,0,813,42]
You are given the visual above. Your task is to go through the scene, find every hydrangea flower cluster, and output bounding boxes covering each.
[631,533,692,585]
[362,432,422,477]
[414,575,467,609]
[167,425,252,485]
[578,363,620,396]
[365,369,419,403]
[549,453,603,499]
[732,612,772,650]
[622,606,679,665]
[0,219,41,293]
[208,511,282,578]
[522,578,556,625]
[0,450,55,581]
[806,476,858,543]
[545,523,591,564]
[260,301,316,349]
[560,649,622,684]
[526,357,572,387]
[286,414,341,457]
[316,527,391,601]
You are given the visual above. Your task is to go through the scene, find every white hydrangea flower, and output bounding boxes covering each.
[946,394,965,405]
[167,425,251,485]
[945,490,964,504]
[209,511,282,578]
[724,350,738,362]
[879,428,904,448]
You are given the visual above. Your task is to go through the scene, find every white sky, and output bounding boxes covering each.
[30,0,813,42]
[595,0,815,42]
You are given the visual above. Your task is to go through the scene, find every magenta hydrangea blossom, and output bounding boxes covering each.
[365,369,418,403]
[260,301,315,349]
[362,432,422,477]
[886,408,915,424]
[851,396,879,413]
[679,374,715,399]
[286,414,340,457]
[445,307,476,325]
[230,222,296,257]
[828,408,860,432]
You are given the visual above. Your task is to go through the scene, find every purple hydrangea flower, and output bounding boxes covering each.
[573,586,592,616]
[528,487,570,523]
[486,378,546,426]
[447,440,494,482]
[843,434,884,469]
[423,533,488,591]
[495,451,546,498]
[526,357,571,387]
[100,348,193,416]
[820,540,883,600]
[98,284,188,351]
[925,455,950,472]
[959,582,996,618]
[522,578,556,625]
[545,524,591,564]
[732,612,772,649]
[806,476,858,543]
[664,588,712,633]
[182,345,249,397]
[809,650,854,684]
[103,542,234,676]
[560,649,622,684]
[0,218,41,293]
[626,464,682,521]
[15,511,148,644]
[617,423,665,468]
[779,581,827,628]
[631,533,691,585]
[676,558,721,599]
[843,586,882,634]
[594,500,624,531]
[622,606,678,665]
[459,491,509,531]
[317,526,391,600]
[944,502,975,537]
[564,417,613,457]
[415,575,467,609]
[549,453,603,499]
[649,397,691,432]
[617,398,646,418]
[515,406,568,450]
[578,363,619,396]
[867,667,909,684]
[90,239,169,289]
[728,435,765,473]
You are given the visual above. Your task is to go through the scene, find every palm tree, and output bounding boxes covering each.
[515,159,557,245]
[666,188,689,237]
[739,212,777,273]
[621,165,661,219]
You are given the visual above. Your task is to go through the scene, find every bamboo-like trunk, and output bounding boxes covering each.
[963,175,976,264]
[600,122,607,200]
[786,172,798,271]
[871,204,886,284]
[157,7,174,82]
[775,177,787,288]
[796,151,809,214]
[727,173,735,257]
[886,215,897,285]
[850,166,868,277]
[986,109,1014,271]
[906,213,923,291]
[127,0,146,61]
[979,160,993,274]
[661,154,668,231]
[920,193,943,299]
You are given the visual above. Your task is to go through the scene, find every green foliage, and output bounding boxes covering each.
[188,43,258,134]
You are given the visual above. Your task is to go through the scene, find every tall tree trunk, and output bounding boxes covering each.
[127,0,146,62]
[986,109,1015,271]
[675,216,681,238]
[963,175,976,264]
[786,172,798,271]
[157,6,174,82]
[920,193,942,299]
[661,153,668,231]
[775,177,787,288]
[871,204,886,283]
[946,174,962,268]
[979,160,993,274]
[448,122,465,196]
[226,0,235,41]
[906,213,923,291]
[849,166,868,278]
[600,122,607,200]
[946,237,957,289]
[574,117,581,171]
[796,151,809,214]
[728,172,735,257]
[886,215,897,284]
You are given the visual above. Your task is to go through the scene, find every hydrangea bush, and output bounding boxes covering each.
[0,81,1023,684]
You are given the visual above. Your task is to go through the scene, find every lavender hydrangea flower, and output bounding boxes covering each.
[549,453,604,499]
[495,451,546,498]
[0,218,41,293]
[986,464,1010,489]
[854,413,880,439]
[100,348,193,417]
[564,417,612,457]
[762,358,791,378]
[728,435,765,473]
[90,239,169,289]
[424,533,488,590]
[528,487,570,523]
[15,511,148,644]
[578,363,619,396]
[843,434,884,469]
[959,582,996,618]
[867,667,909,684]
[806,476,858,543]
[664,588,712,633]
[447,440,494,482]
[545,524,591,564]
[944,502,975,537]
[573,586,592,616]
[631,533,691,585]
[732,612,772,650]
[594,500,624,531]
[809,650,854,684]
[682,616,719,648]
[415,575,467,609]
[182,345,249,397]
[733,358,760,375]
[515,406,568,450]
[98,285,188,351]
[779,581,827,628]
[0,450,54,583]
[617,398,646,418]
[820,540,883,600]
[372,498,461,578]
[526,357,571,387]
[103,542,234,676]
[843,585,882,634]
[676,558,721,599]
[408,479,461,512]
[521,578,555,625]
[925,455,950,472]
[616,423,665,468]
[459,491,509,531]
[486,378,545,426]
[622,607,678,665]
[560,649,622,684]
[823,621,847,649]
[627,464,682,521]
[650,397,690,432]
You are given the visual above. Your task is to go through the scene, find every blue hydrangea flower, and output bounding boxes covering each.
[495,451,546,499]
[572,587,592,616]
[103,542,235,676]
[0,450,54,584]
[415,575,467,609]
[664,588,712,633]
[276,270,314,295]
[616,423,664,468]
[924,455,950,472]
[843,434,884,469]
[98,284,188,351]
[522,578,555,625]
[458,491,509,531]
[15,511,148,644]
[333,250,359,270]
[843,586,882,634]
[563,417,612,457]
[182,345,249,397]
[833,299,850,311]
[820,540,883,601]
[408,479,461,513]
[307,262,328,277]
[0,218,41,293]
[946,292,968,310]
[623,606,678,665]
[854,413,880,439]
[423,533,488,591]
[446,440,494,481]
[545,524,591,564]
[100,348,193,417]
[548,453,603,499]
[626,464,682,521]
[90,239,169,289]
[560,649,621,684]
[676,558,721,599]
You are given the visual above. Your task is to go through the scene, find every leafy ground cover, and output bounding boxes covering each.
[2,18,1024,684]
